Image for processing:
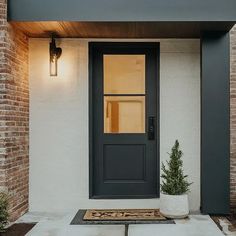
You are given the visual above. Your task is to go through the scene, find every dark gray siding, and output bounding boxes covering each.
[8,0,236,22]
[201,32,230,214]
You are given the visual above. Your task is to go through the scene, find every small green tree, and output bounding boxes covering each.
[161,140,192,195]
[0,192,9,232]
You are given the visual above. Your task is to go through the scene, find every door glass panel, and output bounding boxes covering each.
[104,96,145,133]
[104,55,145,94]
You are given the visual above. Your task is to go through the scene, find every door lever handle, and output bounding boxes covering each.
[148,116,155,140]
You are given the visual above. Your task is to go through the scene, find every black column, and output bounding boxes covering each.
[201,31,230,214]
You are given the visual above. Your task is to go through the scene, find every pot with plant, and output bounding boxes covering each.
[0,192,9,232]
[160,140,192,219]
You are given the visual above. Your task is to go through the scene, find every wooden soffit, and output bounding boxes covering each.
[10,22,235,38]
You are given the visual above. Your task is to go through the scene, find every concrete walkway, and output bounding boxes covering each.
[17,211,224,236]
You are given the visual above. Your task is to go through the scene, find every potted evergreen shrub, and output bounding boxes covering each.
[160,140,192,218]
[0,192,9,232]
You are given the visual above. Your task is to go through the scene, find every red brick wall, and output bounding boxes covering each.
[0,0,29,221]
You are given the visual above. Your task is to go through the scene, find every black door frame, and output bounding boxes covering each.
[89,42,160,199]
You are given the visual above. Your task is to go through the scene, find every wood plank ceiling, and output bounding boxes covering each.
[10,21,234,38]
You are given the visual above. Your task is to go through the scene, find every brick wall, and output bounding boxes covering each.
[0,0,29,221]
[231,26,236,212]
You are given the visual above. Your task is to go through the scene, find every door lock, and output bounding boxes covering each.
[148,116,155,140]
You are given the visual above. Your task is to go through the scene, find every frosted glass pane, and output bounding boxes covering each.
[104,55,145,94]
[104,96,145,133]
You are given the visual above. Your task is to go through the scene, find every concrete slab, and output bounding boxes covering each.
[27,223,125,236]
[21,212,224,236]
[129,215,224,236]
[59,225,125,236]
[17,212,67,224]
[24,211,125,236]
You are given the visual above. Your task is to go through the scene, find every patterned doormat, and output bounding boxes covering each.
[83,209,166,221]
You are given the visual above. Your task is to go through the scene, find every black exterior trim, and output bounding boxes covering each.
[90,194,158,199]
[8,0,236,22]
[89,42,94,198]
[201,31,230,214]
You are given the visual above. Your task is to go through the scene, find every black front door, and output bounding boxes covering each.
[89,42,159,198]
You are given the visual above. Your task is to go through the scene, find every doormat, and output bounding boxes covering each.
[83,209,166,221]
[70,210,174,225]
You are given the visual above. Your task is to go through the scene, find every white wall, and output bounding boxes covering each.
[29,39,200,212]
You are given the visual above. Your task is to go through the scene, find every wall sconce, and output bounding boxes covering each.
[49,36,62,76]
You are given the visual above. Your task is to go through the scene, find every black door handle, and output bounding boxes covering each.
[148,116,155,140]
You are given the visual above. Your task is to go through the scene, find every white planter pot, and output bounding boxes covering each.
[160,193,189,219]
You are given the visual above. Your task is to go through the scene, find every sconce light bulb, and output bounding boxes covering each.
[50,56,58,76]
